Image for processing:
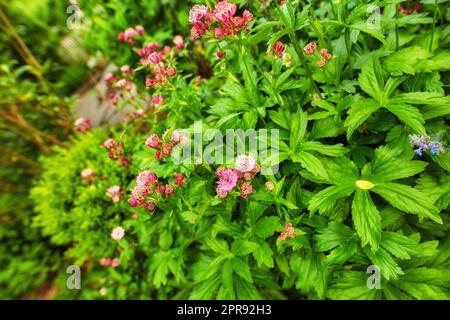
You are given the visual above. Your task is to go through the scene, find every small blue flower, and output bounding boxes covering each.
[414,148,422,156]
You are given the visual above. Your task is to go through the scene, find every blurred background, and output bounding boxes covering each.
[0,0,192,299]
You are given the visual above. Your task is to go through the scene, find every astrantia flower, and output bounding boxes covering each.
[303,42,317,55]
[170,129,188,145]
[74,117,92,132]
[213,1,237,24]
[272,41,285,58]
[143,201,156,212]
[111,226,125,240]
[81,168,95,179]
[164,184,175,198]
[174,173,185,186]
[265,181,276,191]
[279,222,296,241]
[235,154,257,173]
[173,35,185,50]
[106,185,123,203]
[137,170,158,186]
[111,258,120,268]
[216,167,239,197]
[103,138,115,150]
[189,4,210,23]
[216,50,224,59]
[152,95,164,108]
[145,134,163,149]
[240,182,253,199]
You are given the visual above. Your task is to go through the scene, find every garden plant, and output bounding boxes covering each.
[1,0,449,300]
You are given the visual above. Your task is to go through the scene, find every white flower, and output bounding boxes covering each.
[99,287,108,296]
[235,154,256,173]
[111,226,125,240]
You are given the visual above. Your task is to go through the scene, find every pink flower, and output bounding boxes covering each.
[242,10,253,24]
[135,25,145,36]
[106,185,123,203]
[149,52,164,64]
[74,117,92,132]
[128,197,140,207]
[156,185,166,195]
[103,138,115,150]
[145,134,162,149]
[136,170,158,186]
[216,167,239,197]
[170,129,188,145]
[303,41,317,55]
[174,173,185,186]
[317,59,326,68]
[235,154,257,173]
[279,222,296,240]
[100,258,110,266]
[143,201,156,212]
[214,27,226,38]
[111,226,125,241]
[173,35,185,50]
[240,182,253,199]
[213,1,237,24]
[190,22,210,39]
[320,48,332,61]
[189,4,210,23]
[81,168,95,179]
[111,258,120,268]
[152,95,164,108]
[161,143,172,158]
[272,41,285,58]
[164,184,175,198]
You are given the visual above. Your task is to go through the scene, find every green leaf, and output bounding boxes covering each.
[289,110,308,150]
[372,183,442,224]
[381,232,418,260]
[350,21,386,43]
[220,259,235,299]
[291,152,328,180]
[352,189,382,251]
[327,271,381,300]
[309,183,356,215]
[255,216,283,239]
[385,104,426,134]
[231,257,253,283]
[358,57,385,101]
[344,98,381,139]
[301,141,348,157]
[231,240,258,256]
[364,247,404,280]
[314,221,355,252]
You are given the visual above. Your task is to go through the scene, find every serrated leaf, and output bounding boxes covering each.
[255,216,283,239]
[372,182,442,224]
[352,189,382,251]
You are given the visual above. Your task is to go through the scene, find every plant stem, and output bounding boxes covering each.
[395,4,399,51]
[430,0,439,51]
[289,33,321,96]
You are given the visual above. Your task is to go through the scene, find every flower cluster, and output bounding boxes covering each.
[106,185,124,203]
[99,258,120,268]
[104,70,135,106]
[215,154,260,199]
[399,3,421,15]
[278,222,296,241]
[270,41,285,59]
[81,168,96,185]
[145,129,188,160]
[74,117,92,132]
[137,37,183,88]
[117,25,145,44]
[317,48,332,68]
[303,41,317,55]
[128,170,185,212]
[189,1,253,40]
[111,226,125,240]
[102,138,130,166]
[409,134,445,156]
